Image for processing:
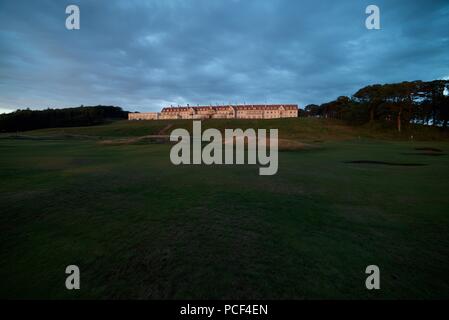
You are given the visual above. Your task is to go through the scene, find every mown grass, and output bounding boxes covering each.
[0,119,448,299]
[9,117,449,142]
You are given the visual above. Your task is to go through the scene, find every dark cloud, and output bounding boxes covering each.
[0,0,448,113]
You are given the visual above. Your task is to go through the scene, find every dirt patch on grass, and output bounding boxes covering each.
[98,135,170,146]
[158,124,173,135]
[344,160,426,166]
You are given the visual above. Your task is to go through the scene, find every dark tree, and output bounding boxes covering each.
[0,105,128,132]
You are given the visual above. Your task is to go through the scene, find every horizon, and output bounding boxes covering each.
[1,77,447,115]
[1,0,448,114]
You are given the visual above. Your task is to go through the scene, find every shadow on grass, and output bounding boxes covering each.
[344,160,427,166]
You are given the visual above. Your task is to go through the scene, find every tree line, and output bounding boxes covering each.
[0,105,128,132]
[1,80,448,133]
[303,80,449,132]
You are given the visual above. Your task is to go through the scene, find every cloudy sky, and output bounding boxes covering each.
[0,0,448,113]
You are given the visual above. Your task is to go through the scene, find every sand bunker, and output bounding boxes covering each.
[98,135,170,146]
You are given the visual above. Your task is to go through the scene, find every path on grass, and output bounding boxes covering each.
[158,124,173,135]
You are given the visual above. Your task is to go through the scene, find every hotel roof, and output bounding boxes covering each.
[161,104,298,112]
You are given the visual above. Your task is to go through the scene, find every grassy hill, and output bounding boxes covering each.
[3,118,448,142]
